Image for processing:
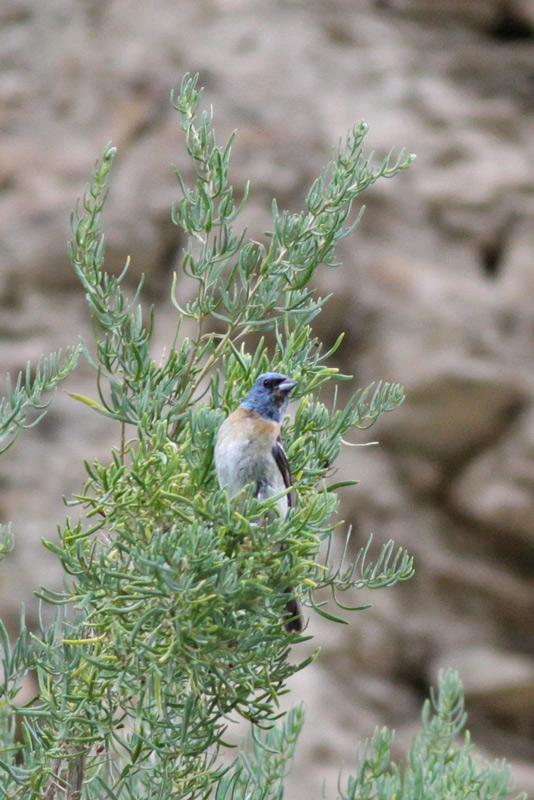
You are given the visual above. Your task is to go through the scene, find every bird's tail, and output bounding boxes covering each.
[284,590,303,633]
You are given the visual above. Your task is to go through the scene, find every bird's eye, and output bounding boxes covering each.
[263,379,272,388]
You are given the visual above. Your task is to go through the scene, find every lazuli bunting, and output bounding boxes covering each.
[215,372,303,633]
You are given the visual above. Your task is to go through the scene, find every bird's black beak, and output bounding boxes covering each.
[278,378,297,394]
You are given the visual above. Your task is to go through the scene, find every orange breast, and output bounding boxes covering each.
[220,406,280,447]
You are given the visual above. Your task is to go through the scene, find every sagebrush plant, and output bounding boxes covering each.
[0,74,524,799]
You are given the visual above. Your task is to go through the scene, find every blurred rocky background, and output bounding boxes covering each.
[1,0,534,794]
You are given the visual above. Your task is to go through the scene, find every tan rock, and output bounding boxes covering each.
[2,0,534,788]
[451,405,534,543]
[431,646,534,716]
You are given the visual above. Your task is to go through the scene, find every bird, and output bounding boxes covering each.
[214,371,303,633]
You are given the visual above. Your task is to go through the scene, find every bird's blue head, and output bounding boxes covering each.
[240,372,297,422]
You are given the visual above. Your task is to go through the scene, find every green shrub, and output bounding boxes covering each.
[0,75,523,800]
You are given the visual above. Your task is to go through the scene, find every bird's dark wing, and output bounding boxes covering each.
[272,436,294,508]
[273,437,302,632]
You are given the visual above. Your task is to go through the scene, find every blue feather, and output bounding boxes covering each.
[240,372,297,421]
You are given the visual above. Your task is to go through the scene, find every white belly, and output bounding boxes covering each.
[215,419,289,517]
